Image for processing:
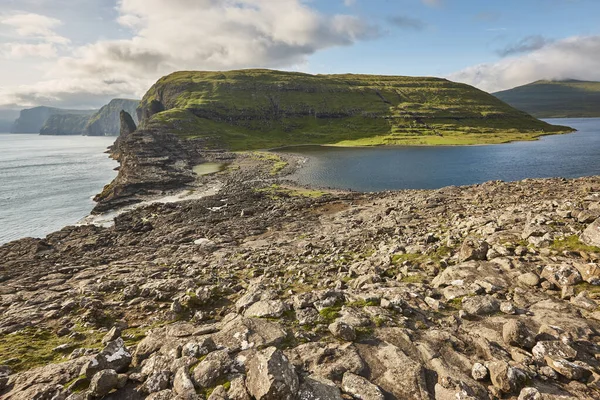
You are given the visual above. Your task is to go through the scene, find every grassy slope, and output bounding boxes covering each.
[494,80,600,118]
[139,69,572,150]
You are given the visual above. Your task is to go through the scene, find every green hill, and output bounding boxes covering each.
[493,80,600,118]
[85,99,140,136]
[138,69,572,150]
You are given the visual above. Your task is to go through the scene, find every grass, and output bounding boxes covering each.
[0,327,104,373]
[248,152,289,175]
[551,235,600,253]
[319,307,342,324]
[138,69,573,151]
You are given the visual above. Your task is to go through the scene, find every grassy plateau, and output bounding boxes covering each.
[137,69,573,150]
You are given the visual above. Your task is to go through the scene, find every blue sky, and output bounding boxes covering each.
[0,0,599,108]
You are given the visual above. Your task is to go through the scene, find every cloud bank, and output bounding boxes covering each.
[450,35,600,93]
[0,0,377,108]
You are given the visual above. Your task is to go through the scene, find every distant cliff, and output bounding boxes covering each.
[40,114,94,136]
[85,99,140,136]
[11,107,96,134]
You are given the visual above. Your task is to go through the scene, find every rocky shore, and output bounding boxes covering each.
[2,132,600,399]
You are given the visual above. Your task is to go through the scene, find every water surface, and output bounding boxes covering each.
[0,134,117,244]
[282,118,600,191]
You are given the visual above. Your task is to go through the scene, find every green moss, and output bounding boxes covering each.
[574,282,600,296]
[447,297,464,310]
[64,374,90,393]
[139,69,572,151]
[319,307,342,324]
[0,328,104,373]
[551,235,600,253]
[391,253,422,265]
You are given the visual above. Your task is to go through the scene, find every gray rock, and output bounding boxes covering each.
[146,390,174,400]
[244,300,288,318]
[89,369,119,397]
[573,263,600,285]
[246,347,299,400]
[462,295,500,315]
[503,320,535,349]
[458,238,489,262]
[182,337,216,358]
[296,308,320,326]
[328,321,356,341]
[544,358,592,381]
[212,315,287,351]
[228,375,251,400]
[341,372,385,400]
[540,264,582,288]
[487,360,526,394]
[532,341,577,363]
[581,217,600,247]
[192,350,232,389]
[208,385,228,400]
[517,273,540,287]
[173,367,198,400]
[81,338,132,378]
[518,387,542,400]
[102,326,121,345]
[140,370,171,394]
[298,375,343,400]
[471,362,488,381]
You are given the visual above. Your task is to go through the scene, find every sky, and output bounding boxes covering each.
[0,0,599,110]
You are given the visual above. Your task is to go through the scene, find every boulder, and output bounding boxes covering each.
[173,367,198,400]
[244,300,289,318]
[192,350,232,389]
[89,369,119,397]
[544,358,592,381]
[532,341,577,363]
[573,263,600,285]
[287,342,365,381]
[518,387,542,400]
[581,218,600,247]
[246,347,299,400]
[502,320,535,349]
[139,370,171,394]
[212,315,287,351]
[299,375,343,400]
[540,264,582,288]
[471,362,488,381]
[486,360,526,394]
[328,321,356,341]
[458,238,489,262]
[517,273,540,287]
[341,372,385,400]
[462,295,500,316]
[81,338,132,378]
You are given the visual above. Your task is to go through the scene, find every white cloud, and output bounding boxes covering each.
[0,0,378,108]
[449,35,600,93]
[0,12,70,60]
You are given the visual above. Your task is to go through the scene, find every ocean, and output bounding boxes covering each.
[0,134,117,244]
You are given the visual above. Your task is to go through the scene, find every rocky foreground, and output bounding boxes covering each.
[2,152,600,400]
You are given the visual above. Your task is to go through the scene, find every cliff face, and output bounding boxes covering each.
[85,99,140,136]
[11,107,96,134]
[39,114,93,136]
[92,112,197,213]
[138,69,572,150]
